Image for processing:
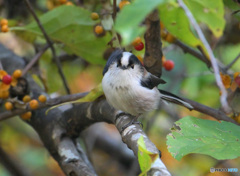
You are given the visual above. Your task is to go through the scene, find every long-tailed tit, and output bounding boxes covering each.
[102,50,193,126]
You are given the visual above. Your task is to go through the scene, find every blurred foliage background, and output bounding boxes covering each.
[0,0,240,176]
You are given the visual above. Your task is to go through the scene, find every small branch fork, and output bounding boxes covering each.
[23,0,71,94]
[178,0,231,113]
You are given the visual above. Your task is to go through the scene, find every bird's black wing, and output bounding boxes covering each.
[141,73,166,89]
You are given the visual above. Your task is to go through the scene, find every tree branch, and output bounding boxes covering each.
[23,0,71,94]
[174,39,211,66]
[144,10,163,78]
[224,53,240,71]
[178,0,231,113]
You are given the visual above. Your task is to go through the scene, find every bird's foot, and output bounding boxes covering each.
[121,118,143,134]
[115,112,143,133]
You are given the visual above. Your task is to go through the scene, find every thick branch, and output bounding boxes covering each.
[144,9,163,77]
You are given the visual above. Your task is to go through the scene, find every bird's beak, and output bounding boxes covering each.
[120,66,127,70]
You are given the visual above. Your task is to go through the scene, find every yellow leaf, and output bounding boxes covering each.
[46,83,103,114]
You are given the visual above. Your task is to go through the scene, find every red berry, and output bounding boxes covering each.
[2,75,12,84]
[163,60,174,71]
[134,42,144,51]
[235,76,240,86]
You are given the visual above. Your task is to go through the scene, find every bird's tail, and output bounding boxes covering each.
[159,89,193,110]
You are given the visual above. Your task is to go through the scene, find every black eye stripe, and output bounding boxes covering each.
[117,59,121,67]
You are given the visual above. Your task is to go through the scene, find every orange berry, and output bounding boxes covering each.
[12,69,22,79]
[1,24,9,33]
[0,19,8,26]
[165,33,176,43]
[119,1,130,10]
[4,102,13,110]
[65,1,73,5]
[38,95,47,103]
[91,12,99,20]
[23,95,31,103]
[0,91,9,99]
[20,111,32,120]
[94,25,104,35]
[132,37,142,47]
[29,99,39,109]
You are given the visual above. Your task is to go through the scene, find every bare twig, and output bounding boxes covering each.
[22,44,49,76]
[178,0,231,113]
[112,0,117,20]
[23,0,71,94]
[174,39,211,66]
[224,53,240,71]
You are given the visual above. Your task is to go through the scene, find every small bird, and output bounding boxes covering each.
[102,50,193,126]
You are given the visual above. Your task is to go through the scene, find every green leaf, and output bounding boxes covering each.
[184,0,225,38]
[159,2,204,48]
[138,136,158,176]
[12,5,110,65]
[115,0,165,46]
[167,116,240,160]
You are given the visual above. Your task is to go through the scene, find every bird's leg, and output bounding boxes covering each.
[116,113,143,133]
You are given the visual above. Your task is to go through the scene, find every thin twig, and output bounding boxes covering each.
[22,44,49,76]
[23,0,71,94]
[112,0,117,20]
[0,92,89,121]
[178,0,231,113]
[174,39,211,66]
[224,53,240,71]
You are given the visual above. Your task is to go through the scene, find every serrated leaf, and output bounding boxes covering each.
[138,136,158,176]
[159,2,204,49]
[184,0,225,38]
[115,0,165,46]
[12,6,110,65]
[167,116,240,160]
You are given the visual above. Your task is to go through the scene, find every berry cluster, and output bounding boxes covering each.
[1,69,47,120]
[4,94,47,120]
[220,72,240,91]
[1,19,9,33]
[91,12,106,37]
